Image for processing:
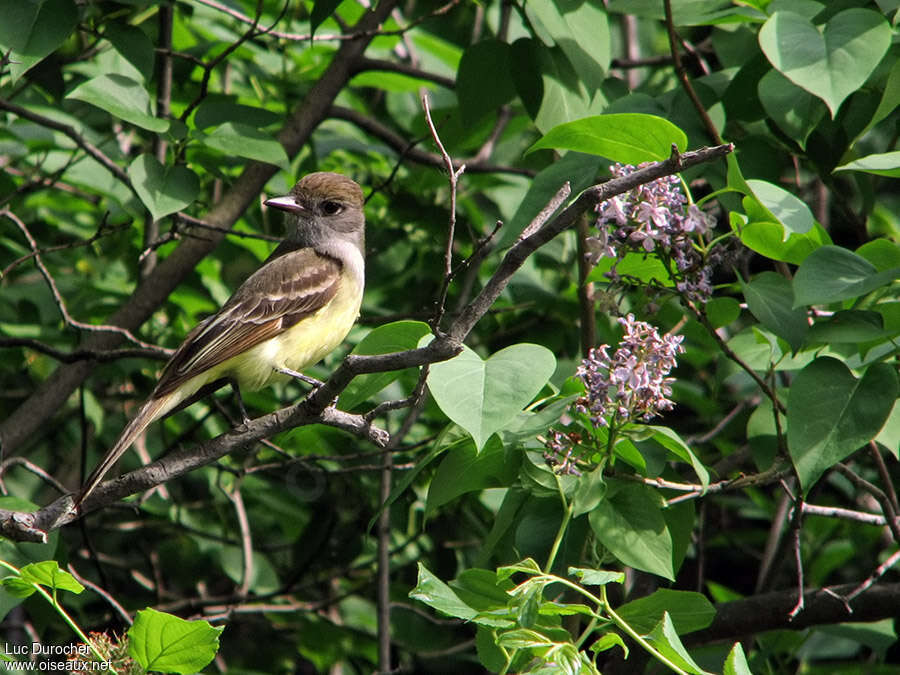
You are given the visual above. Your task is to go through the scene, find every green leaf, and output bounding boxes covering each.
[644,613,712,675]
[128,155,200,222]
[1,577,36,599]
[193,100,281,130]
[835,151,900,178]
[67,74,170,133]
[198,122,289,169]
[128,608,223,674]
[17,561,84,594]
[524,1,611,90]
[793,245,900,307]
[0,0,78,83]
[705,297,741,329]
[591,632,628,657]
[509,38,591,134]
[104,21,155,82]
[497,558,543,581]
[310,0,343,36]
[427,343,556,450]
[875,400,900,459]
[807,310,887,345]
[856,239,900,273]
[528,114,688,163]
[502,151,602,248]
[572,464,607,517]
[788,357,899,492]
[339,320,431,409]
[449,568,512,612]
[616,589,715,635]
[588,252,673,286]
[731,216,830,265]
[745,179,814,236]
[588,480,674,580]
[409,563,477,621]
[758,9,892,117]
[757,69,827,148]
[741,272,808,351]
[642,426,710,489]
[724,642,753,675]
[496,628,554,649]
[426,436,517,515]
[568,567,625,586]
[457,40,516,125]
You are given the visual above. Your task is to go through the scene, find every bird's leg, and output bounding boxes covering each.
[229,378,252,425]
[275,366,324,389]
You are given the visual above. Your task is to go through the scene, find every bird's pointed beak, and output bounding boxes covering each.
[265,195,306,214]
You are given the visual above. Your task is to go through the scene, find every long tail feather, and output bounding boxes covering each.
[75,395,172,507]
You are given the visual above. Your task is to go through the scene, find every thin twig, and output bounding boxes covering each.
[222,482,254,598]
[422,92,466,331]
[329,106,536,177]
[844,549,900,603]
[662,0,722,145]
[1,215,127,279]
[0,98,135,196]
[66,564,133,625]
[834,462,900,544]
[1,209,164,351]
[195,0,463,42]
[787,491,805,620]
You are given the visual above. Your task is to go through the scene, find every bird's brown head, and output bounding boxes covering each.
[265,172,365,250]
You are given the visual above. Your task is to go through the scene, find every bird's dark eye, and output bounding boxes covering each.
[322,200,343,215]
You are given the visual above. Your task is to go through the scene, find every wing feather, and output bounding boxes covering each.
[153,248,341,396]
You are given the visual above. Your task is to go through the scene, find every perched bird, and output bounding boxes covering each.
[76,172,366,505]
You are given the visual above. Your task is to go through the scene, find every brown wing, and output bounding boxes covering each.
[153,248,341,396]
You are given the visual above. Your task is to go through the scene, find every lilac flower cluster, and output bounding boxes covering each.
[577,314,683,427]
[588,163,714,302]
[543,315,684,472]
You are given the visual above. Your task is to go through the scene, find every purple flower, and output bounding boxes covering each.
[575,315,683,427]
[592,163,716,302]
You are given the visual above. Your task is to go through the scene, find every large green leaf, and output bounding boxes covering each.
[528,113,687,163]
[788,357,899,492]
[525,1,610,90]
[510,38,591,134]
[67,74,170,132]
[426,436,518,515]
[427,343,556,450]
[588,480,674,580]
[835,151,900,178]
[0,0,78,83]
[409,563,478,621]
[740,271,808,351]
[757,69,827,149]
[128,608,223,675]
[759,9,891,117]
[128,155,200,222]
[793,245,900,307]
[744,179,814,237]
[644,612,713,675]
[457,40,516,125]
[731,215,829,265]
[198,122,289,169]
[339,320,431,410]
[501,151,602,248]
[616,589,715,635]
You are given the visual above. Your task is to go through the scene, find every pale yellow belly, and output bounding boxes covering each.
[176,275,362,400]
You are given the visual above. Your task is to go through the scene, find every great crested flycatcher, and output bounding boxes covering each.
[77,172,366,504]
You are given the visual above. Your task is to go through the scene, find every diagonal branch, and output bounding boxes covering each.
[0,142,733,541]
